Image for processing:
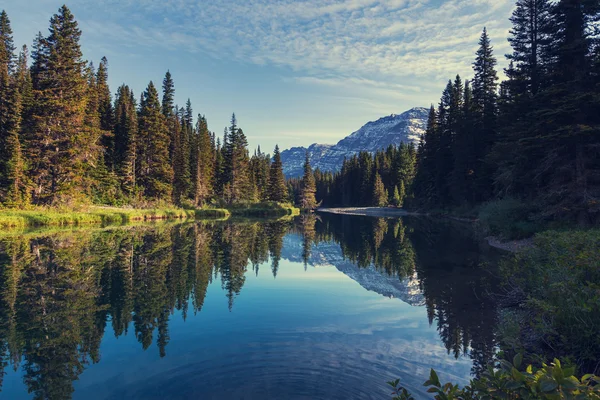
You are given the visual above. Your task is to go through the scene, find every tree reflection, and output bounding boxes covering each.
[0,214,500,397]
[309,214,499,377]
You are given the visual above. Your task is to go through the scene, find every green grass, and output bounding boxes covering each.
[219,202,300,217]
[0,202,300,230]
[0,207,195,229]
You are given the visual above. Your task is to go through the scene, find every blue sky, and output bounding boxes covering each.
[4,0,515,152]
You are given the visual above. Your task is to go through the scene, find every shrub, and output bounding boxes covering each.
[500,230,600,374]
[389,355,600,399]
[479,198,539,239]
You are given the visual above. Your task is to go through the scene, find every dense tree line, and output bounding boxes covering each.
[298,143,416,207]
[307,0,599,225]
[413,0,600,225]
[0,6,288,208]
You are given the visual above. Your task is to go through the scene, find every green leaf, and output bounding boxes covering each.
[429,369,441,387]
[526,365,533,374]
[561,376,579,390]
[540,379,558,392]
[552,365,564,382]
[388,379,400,387]
[513,353,523,369]
[581,374,593,382]
[563,366,575,378]
[504,380,524,390]
[512,367,526,382]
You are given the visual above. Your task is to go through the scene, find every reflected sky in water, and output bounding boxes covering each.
[0,214,498,399]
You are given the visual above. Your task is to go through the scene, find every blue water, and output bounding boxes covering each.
[0,215,497,399]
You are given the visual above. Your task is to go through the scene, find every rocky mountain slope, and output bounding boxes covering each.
[282,234,425,306]
[281,107,428,177]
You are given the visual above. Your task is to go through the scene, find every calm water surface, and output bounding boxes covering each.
[0,214,500,399]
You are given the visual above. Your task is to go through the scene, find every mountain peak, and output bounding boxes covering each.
[280,107,428,177]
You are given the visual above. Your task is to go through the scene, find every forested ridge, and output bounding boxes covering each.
[0,6,292,209]
[312,0,600,228]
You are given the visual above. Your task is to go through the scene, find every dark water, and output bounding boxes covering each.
[0,214,500,400]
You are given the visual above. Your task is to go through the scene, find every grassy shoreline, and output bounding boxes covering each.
[0,203,300,229]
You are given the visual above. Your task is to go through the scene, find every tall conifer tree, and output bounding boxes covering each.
[472,28,499,202]
[138,81,173,200]
[268,145,287,202]
[300,152,317,209]
[27,6,97,204]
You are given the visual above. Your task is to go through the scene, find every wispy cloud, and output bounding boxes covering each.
[73,0,514,87]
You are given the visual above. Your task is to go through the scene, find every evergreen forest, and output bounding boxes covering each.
[0,6,292,209]
[308,0,600,229]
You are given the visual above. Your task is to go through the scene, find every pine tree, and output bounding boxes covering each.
[507,0,554,96]
[172,115,189,204]
[113,85,137,194]
[97,56,114,168]
[0,10,15,74]
[413,106,437,205]
[372,172,387,207]
[0,9,15,197]
[0,56,27,206]
[213,136,225,198]
[268,145,287,202]
[162,70,176,163]
[471,27,499,202]
[223,114,252,203]
[391,185,401,207]
[193,115,213,206]
[15,46,33,122]
[398,181,405,207]
[137,81,173,200]
[435,81,455,204]
[27,6,98,204]
[527,0,600,222]
[300,152,317,209]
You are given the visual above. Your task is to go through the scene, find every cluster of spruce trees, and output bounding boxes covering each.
[412,0,600,224]
[311,0,599,224]
[309,143,416,207]
[0,6,291,208]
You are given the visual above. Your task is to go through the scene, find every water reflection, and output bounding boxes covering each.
[0,215,500,399]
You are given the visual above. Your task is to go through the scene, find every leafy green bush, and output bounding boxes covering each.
[479,197,539,239]
[499,230,600,374]
[389,355,600,399]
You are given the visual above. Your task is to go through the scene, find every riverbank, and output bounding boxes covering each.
[0,207,196,229]
[0,203,300,229]
[317,207,416,217]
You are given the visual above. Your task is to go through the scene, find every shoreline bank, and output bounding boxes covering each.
[0,203,299,229]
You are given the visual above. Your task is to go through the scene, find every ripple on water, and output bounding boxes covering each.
[105,336,461,400]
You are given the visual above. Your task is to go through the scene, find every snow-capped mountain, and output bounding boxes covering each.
[281,234,425,307]
[281,107,428,177]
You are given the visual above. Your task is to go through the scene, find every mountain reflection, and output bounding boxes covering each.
[0,215,499,399]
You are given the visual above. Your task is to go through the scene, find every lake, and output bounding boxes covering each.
[0,213,500,399]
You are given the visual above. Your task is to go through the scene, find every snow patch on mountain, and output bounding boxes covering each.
[281,107,428,177]
[281,234,425,307]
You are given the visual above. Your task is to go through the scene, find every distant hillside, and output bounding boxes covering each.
[281,107,428,177]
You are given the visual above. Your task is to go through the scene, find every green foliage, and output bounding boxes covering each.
[479,198,540,239]
[372,173,388,207]
[389,356,600,400]
[137,81,173,201]
[500,229,600,373]
[300,153,318,209]
[0,207,195,228]
[268,145,287,202]
[315,143,415,208]
[0,8,277,210]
